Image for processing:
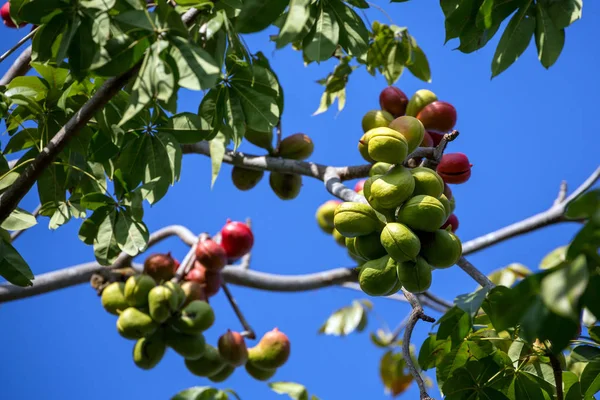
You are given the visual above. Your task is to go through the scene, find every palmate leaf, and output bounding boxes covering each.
[275,0,313,49]
[302,3,339,62]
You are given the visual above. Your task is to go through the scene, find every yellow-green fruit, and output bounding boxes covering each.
[172,300,215,334]
[383,277,403,296]
[411,167,444,198]
[316,200,341,234]
[449,196,456,213]
[358,133,376,163]
[245,128,274,151]
[278,133,314,160]
[396,256,432,293]
[345,237,360,258]
[365,127,409,165]
[420,230,462,268]
[388,116,425,154]
[232,167,264,191]
[370,162,392,176]
[208,364,236,382]
[124,274,156,307]
[332,228,346,247]
[148,285,179,323]
[333,202,384,238]
[269,172,302,200]
[380,223,421,263]
[247,328,291,369]
[101,282,128,315]
[354,231,388,261]
[165,326,206,360]
[185,344,227,377]
[438,194,452,220]
[117,307,158,340]
[365,165,415,210]
[358,255,398,296]
[132,330,166,370]
[163,281,185,309]
[406,89,437,117]
[397,195,447,232]
[362,110,394,133]
[245,361,277,381]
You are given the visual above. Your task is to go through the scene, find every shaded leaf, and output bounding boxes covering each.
[540,255,588,320]
[0,237,34,287]
[235,0,289,34]
[535,3,565,68]
[318,299,371,336]
[303,5,339,62]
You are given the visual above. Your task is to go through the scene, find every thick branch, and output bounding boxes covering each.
[0,45,32,86]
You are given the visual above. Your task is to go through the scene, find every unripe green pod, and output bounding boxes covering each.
[358,133,376,163]
[245,128,274,151]
[165,326,206,360]
[411,167,444,198]
[345,237,360,258]
[333,202,384,238]
[117,307,158,340]
[278,133,314,160]
[132,330,166,370]
[247,328,290,369]
[148,285,179,323]
[383,276,403,296]
[232,167,264,191]
[396,256,432,293]
[365,127,409,165]
[380,223,421,263]
[332,228,346,247]
[163,281,186,309]
[358,255,398,296]
[171,300,215,334]
[370,162,392,177]
[406,89,437,117]
[124,274,156,307]
[185,344,227,377]
[388,116,425,154]
[208,364,236,382]
[438,194,452,220]
[361,109,394,133]
[245,361,277,381]
[354,231,388,261]
[315,200,341,234]
[449,196,456,213]
[269,172,302,200]
[101,282,128,315]
[366,165,415,210]
[420,230,462,268]
[397,195,446,232]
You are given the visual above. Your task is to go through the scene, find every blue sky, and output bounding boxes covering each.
[1,2,599,400]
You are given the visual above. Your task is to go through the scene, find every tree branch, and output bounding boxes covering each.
[457,256,495,290]
[0,45,32,86]
[0,27,38,65]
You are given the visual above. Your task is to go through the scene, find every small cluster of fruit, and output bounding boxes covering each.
[232,127,315,200]
[1,2,26,28]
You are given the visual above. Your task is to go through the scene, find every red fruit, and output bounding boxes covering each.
[195,238,227,271]
[218,330,249,367]
[1,3,24,28]
[186,261,222,297]
[143,252,177,282]
[379,87,409,118]
[417,101,457,133]
[443,183,453,200]
[420,131,434,147]
[428,131,444,147]
[354,179,366,193]
[437,153,472,184]
[441,214,459,232]
[221,220,254,260]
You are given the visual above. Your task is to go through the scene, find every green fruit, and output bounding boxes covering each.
[278,133,314,160]
[165,326,206,360]
[420,230,462,268]
[365,165,415,210]
[396,256,432,293]
[354,231,388,261]
[406,89,437,117]
[316,200,341,234]
[380,223,421,263]
[185,344,227,376]
[383,277,403,296]
[438,194,452,220]
[232,167,264,191]
[411,167,444,198]
[388,116,425,154]
[332,228,346,247]
[449,196,456,213]
[362,110,394,132]
[247,328,290,369]
[172,300,215,334]
[365,127,409,165]
[164,281,186,309]
[358,255,398,296]
[245,361,277,381]
[397,195,446,232]
[370,162,392,176]
[245,128,274,151]
[132,330,166,370]
[345,237,358,255]
[124,274,156,307]
[101,282,128,315]
[208,364,236,382]
[358,133,376,163]
[148,285,179,323]
[117,307,158,340]
[333,202,384,238]
[269,172,302,200]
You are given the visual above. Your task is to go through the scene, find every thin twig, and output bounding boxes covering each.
[366,1,394,24]
[173,233,206,282]
[221,282,256,340]
[240,218,252,269]
[0,45,32,86]
[548,353,564,400]
[554,181,568,206]
[388,314,410,345]
[457,256,495,290]
[421,130,459,169]
[0,26,39,65]
[10,203,41,241]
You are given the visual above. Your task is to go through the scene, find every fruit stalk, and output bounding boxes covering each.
[221,281,256,340]
[173,233,209,282]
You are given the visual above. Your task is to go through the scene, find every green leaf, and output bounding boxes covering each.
[141,132,182,204]
[0,237,34,287]
[347,0,369,7]
[381,41,407,85]
[114,210,149,256]
[37,164,67,214]
[114,10,155,32]
[566,189,600,220]
[31,13,66,63]
[209,131,227,188]
[116,134,148,190]
[491,4,536,78]
[506,372,546,400]
[229,83,279,133]
[567,219,600,261]
[418,334,452,370]
[169,36,220,91]
[571,346,600,363]
[579,360,600,396]
[235,0,289,34]
[455,287,490,320]
[275,0,313,49]
[407,43,431,83]
[6,76,49,101]
[547,0,582,29]
[535,3,565,68]
[4,128,40,154]
[91,35,150,77]
[48,201,72,230]
[80,192,115,210]
[589,326,600,344]
[539,245,569,270]
[329,0,369,57]
[269,382,309,400]
[303,4,339,62]
[198,86,226,140]
[88,131,120,163]
[93,209,120,265]
[79,206,112,245]
[482,280,535,332]
[436,306,471,345]
[478,0,495,29]
[442,0,478,42]
[16,0,64,24]
[223,89,246,149]
[158,113,210,144]
[1,208,38,231]
[79,0,116,11]
[68,16,100,78]
[318,299,370,336]
[540,255,588,320]
[171,386,231,400]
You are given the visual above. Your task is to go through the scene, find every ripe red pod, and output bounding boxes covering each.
[186,261,222,297]
[143,252,177,282]
[1,2,25,28]
[379,86,409,118]
[420,131,434,147]
[428,131,444,147]
[417,101,457,133]
[443,183,453,200]
[220,220,254,260]
[195,238,227,271]
[437,153,472,184]
[441,214,459,232]
[218,330,249,367]
[354,179,366,193]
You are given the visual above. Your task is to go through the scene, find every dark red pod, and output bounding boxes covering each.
[218,330,249,367]
[186,261,222,298]
[420,131,434,147]
[379,86,409,118]
[143,252,177,282]
[195,238,227,271]
[417,101,457,133]
[437,153,472,184]
[220,220,254,260]
[441,214,459,232]
[428,131,444,147]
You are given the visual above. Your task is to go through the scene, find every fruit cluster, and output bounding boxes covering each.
[232,128,314,200]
